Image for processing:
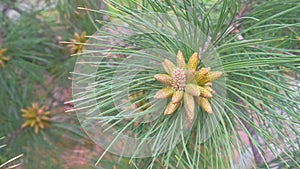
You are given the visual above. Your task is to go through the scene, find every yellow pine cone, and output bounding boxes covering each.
[154,50,222,120]
[66,31,87,54]
[154,87,173,99]
[197,71,222,85]
[162,59,176,75]
[187,52,198,71]
[194,67,210,83]
[21,103,51,134]
[164,101,180,115]
[0,48,10,68]
[197,97,213,114]
[198,86,213,98]
[184,92,195,122]
[185,83,200,96]
[296,36,300,46]
[172,91,183,103]
[154,74,172,86]
[176,50,186,69]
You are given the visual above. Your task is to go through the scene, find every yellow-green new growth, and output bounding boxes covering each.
[296,36,300,46]
[67,32,86,54]
[0,48,10,68]
[21,103,51,134]
[154,50,222,121]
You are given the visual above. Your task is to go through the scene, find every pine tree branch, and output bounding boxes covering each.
[99,0,110,22]
[0,32,3,48]
[235,96,265,166]
[241,119,265,165]
[226,0,256,39]
[231,1,268,166]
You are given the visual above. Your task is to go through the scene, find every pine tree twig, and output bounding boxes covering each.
[99,0,110,22]
[241,119,265,165]
[230,2,267,165]
[226,1,256,39]
[0,32,3,48]
[235,96,265,166]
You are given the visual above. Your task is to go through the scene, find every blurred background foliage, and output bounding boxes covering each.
[0,0,94,168]
[0,0,299,169]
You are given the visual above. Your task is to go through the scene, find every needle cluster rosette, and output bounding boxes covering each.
[153,50,222,121]
[0,48,10,68]
[21,103,51,134]
[67,31,86,54]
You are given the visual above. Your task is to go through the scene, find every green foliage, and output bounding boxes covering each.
[56,0,104,34]
[71,0,299,168]
[0,0,299,168]
[257,146,300,169]
[0,136,23,168]
[0,1,88,168]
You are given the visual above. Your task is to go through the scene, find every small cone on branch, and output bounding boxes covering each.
[197,97,213,114]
